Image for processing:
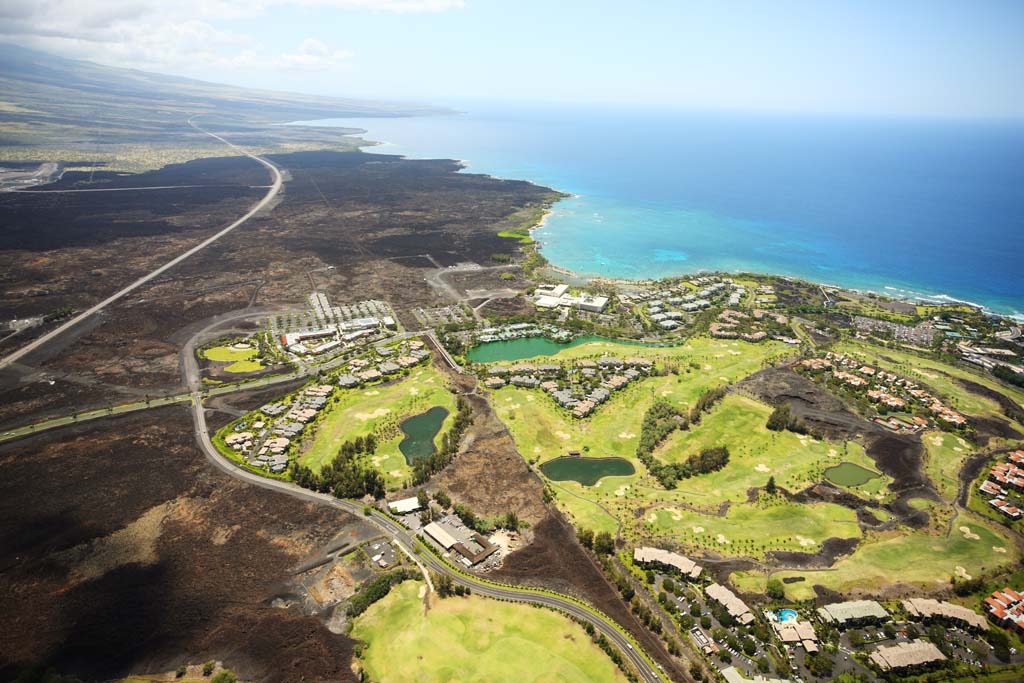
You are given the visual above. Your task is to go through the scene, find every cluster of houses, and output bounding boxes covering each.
[705,583,756,626]
[639,280,748,332]
[985,586,1024,633]
[475,322,573,344]
[225,383,337,472]
[768,616,819,654]
[483,356,653,417]
[222,341,432,472]
[981,449,1024,520]
[799,352,967,429]
[955,342,1023,375]
[709,308,794,343]
[853,316,938,346]
[532,283,610,313]
[336,341,430,387]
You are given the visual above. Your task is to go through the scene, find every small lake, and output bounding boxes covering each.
[824,461,881,487]
[468,335,659,363]
[398,406,449,465]
[540,456,636,486]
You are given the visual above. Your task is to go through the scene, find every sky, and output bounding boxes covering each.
[1,0,1023,118]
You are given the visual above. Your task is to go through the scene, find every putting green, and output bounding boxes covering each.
[352,581,629,683]
[202,345,257,362]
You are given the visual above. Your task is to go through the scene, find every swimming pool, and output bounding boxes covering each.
[777,609,798,623]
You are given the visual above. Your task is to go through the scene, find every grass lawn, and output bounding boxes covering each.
[225,359,264,373]
[654,394,868,507]
[352,581,629,683]
[202,345,258,362]
[489,340,823,536]
[733,511,1019,600]
[923,430,974,503]
[644,499,861,558]
[300,366,456,488]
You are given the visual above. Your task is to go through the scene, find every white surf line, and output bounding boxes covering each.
[0,118,283,371]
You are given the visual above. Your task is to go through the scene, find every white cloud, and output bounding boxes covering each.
[0,0,461,76]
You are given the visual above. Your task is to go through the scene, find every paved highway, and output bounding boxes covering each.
[0,118,283,371]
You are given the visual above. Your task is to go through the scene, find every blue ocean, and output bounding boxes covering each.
[293,103,1024,318]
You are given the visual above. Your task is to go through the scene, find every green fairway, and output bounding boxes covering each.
[489,339,827,536]
[352,581,629,683]
[654,394,866,508]
[645,500,861,557]
[733,511,1019,600]
[923,431,974,502]
[300,366,456,487]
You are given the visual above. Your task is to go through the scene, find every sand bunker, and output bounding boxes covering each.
[408,387,419,395]
[928,435,944,446]
[994,546,1007,553]
[355,408,390,421]
[955,565,972,580]
[619,432,637,439]
[703,364,713,371]
[555,431,571,440]
[615,485,630,497]
[828,448,839,458]
[755,464,771,473]
[728,350,741,356]
[365,390,380,396]
[714,353,725,358]
[692,526,705,534]
[526,395,535,401]
[796,536,816,547]
[716,534,730,544]
[959,526,980,540]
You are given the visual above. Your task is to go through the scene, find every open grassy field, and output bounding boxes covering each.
[733,511,1019,600]
[836,340,1024,430]
[489,340,830,536]
[201,344,266,373]
[352,581,629,683]
[300,366,456,487]
[923,430,974,503]
[645,499,861,558]
[655,394,871,506]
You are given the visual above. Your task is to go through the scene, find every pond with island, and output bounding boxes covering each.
[466,335,668,363]
[540,456,635,486]
[824,461,881,487]
[398,406,449,465]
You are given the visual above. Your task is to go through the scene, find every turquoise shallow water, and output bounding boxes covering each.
[293,104,1024,318]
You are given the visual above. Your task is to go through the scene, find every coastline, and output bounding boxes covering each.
[290,118,1022,322]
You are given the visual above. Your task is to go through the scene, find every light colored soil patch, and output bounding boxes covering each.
[555,431,571,440]
[55,500,180,586]
[355,408,391,421]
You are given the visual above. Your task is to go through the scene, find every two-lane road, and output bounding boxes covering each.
[0,118,283,371]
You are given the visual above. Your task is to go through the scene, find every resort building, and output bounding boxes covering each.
[633,546,703,579]
[868,641,946,671]
[902,598,988,631]
[985,587,1024,632]
[388,497,421,515]
[817,600,889,627]
[705,583,755,625]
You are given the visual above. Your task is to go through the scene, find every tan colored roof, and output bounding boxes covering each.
[902,598,989,631]
[868,641,945,670]
[634,546,703,578]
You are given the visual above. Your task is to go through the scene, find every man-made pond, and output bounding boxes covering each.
[398,406,449,465]
[824,461,881,487]
[540,456,636,486]
[467,335,610,363]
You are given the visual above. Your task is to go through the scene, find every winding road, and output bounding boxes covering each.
[0,120,667,681]
[0,118,283,371]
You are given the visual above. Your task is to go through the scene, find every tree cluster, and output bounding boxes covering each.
[766,402,807,433]
[411,397,473,485]
[635,399,689,487]
[347,569,419,617]
[290,436,385,499]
